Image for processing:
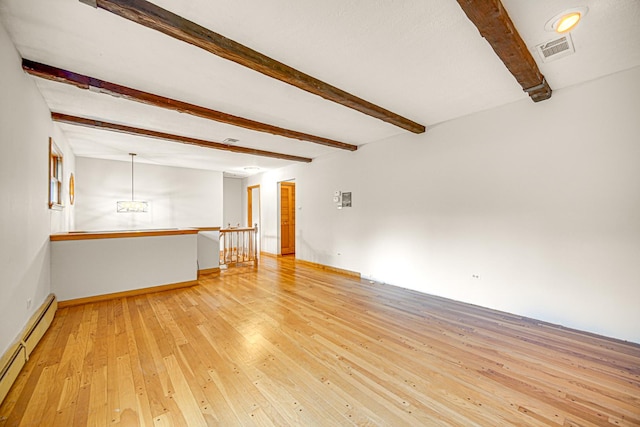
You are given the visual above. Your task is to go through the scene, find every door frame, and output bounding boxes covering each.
[247,184,260,255]
[247,185,260,228]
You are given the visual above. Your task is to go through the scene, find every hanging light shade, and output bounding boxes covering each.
[117,153,148,213]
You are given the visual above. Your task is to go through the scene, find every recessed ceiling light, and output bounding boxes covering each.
[556,13,581,33]
[545,7,588,33]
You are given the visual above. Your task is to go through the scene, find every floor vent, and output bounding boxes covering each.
[536,34,575,63]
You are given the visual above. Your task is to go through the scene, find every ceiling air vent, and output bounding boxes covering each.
[536,34,575,63]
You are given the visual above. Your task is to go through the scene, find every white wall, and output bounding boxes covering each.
[245,66,640,344]
[223,177,243,227]
[0,21,75,355]
[75,157,223,231]
[51,234,197,301]
[197,231,220,270]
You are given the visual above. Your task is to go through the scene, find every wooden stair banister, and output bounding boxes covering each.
[219,224,258,268]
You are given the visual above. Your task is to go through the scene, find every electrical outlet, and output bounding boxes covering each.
[472,274,480,279]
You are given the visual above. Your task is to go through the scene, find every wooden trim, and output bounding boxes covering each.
[260,251,278,259]
[260,252,307,261]
[295,259,361,278]
[247,187,253,227]
[23,59,357,151]
[260,251,296,260]
[57,280,198,308]
[220,227,256,232]
[50,228,199,241]
[247,184,260,229]
[51,113,313,163]
[239,252,361,277]
[198,267,220,276]
[194,227,221,231]
[248,191,252,226]
[455,0,552,102]
[85,0,425,134]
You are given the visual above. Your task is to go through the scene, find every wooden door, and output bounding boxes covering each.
[280,182,295,255]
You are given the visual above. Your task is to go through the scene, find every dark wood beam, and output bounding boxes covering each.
[80,0,426,134]
[51,112,313,163]
[23,59,356,151]
[455,0,552,102]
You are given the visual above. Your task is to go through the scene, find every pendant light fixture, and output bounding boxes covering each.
[117,153,148,213]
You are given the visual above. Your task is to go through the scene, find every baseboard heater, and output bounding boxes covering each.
[0,293,57,405]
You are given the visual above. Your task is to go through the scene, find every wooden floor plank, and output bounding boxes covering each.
[121,299,155,426]
[1,256,639,426]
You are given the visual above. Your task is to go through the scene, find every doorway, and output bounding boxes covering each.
[247,185,260,228]
[280,181,295,255]
[247,185,260,253]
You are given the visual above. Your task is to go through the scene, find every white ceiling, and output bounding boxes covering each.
[1,0,639,176]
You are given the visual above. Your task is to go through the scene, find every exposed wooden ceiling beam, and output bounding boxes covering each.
[23,59,356,151]
[51,112,313,163]
[79,0,426,134]
[455,0,552,102]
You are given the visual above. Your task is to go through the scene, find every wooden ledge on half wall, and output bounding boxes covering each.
[194,226,221,232]
[51,228,203,308]
[50,228,200,241]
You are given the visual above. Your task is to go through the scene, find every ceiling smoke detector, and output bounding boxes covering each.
[535,34,575,63]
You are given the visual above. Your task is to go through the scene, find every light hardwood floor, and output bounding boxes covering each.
[1,256,639,426]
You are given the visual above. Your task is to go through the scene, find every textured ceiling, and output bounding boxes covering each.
[1,0,639,176]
